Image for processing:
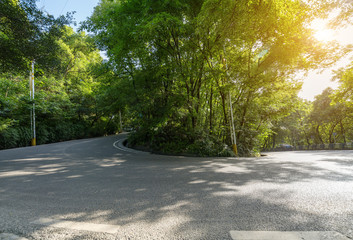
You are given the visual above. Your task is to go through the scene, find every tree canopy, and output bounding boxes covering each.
[2,0,353,156]
[0,0,74,73]
[84,0,348,155]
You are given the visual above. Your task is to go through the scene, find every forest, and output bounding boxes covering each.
[1,0,353,156]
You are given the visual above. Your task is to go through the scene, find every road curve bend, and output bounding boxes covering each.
[1,135,353,239]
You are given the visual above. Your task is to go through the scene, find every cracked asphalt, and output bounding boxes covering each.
[0,133,353,239]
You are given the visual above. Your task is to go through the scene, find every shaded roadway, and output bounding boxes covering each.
[0,134,353,239]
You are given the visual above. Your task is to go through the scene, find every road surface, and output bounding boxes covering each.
[0,134,353,239]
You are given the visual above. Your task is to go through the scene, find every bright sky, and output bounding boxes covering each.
[297,19,353,101]
[36,0,100,30]
[36,1,353,101]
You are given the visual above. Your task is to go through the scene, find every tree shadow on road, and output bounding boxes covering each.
[1,137,353,239]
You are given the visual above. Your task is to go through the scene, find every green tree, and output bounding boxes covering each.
[0,0,72,73]
[86,0,346,156]
[0,23,111,149]
[264,98,312,149]
[331,63,353,143]
[308,88,347,144]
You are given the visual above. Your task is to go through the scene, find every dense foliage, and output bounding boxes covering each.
[2,0,353,156]
[85,0,345,156]
[0,0,74,73]
[266,85,353,148]
[0,0,121,149]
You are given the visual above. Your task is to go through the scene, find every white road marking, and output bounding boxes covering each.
[32,218,119,234]
[229,231,350,240]
[113,139,135,153]
[113,139,148,154]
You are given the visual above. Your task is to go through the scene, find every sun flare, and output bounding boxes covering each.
[311,19,335,42]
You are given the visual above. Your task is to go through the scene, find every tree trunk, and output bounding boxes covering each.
[237,91,252,140]
[272,134,276,148]
[316,125,324,144]
[303,129,310,145]
[340,120,346,143]
[329,122,338,143]
[220,91,228,126]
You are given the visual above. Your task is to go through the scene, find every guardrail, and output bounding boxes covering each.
[265,142,353,152]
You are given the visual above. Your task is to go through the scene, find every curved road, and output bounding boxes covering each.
[0,134,353,239]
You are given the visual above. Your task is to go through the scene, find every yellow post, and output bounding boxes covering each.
[232,144,238,155]
[31,138,36,146]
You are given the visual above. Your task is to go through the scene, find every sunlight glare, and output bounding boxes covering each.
[311,19,335,42]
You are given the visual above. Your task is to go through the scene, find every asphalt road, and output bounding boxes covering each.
[0,134,353,239]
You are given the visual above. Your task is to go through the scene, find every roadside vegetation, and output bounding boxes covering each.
[0,0,121,149]
[1,0,353,156]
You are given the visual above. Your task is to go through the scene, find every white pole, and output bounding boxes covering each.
[31,60,36,146]
[229,93,234,145]
[223,45,237,155]
[29,68,33,137]
[229,92,236,145]
[229,92,237,155]
[119,110,123,133]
